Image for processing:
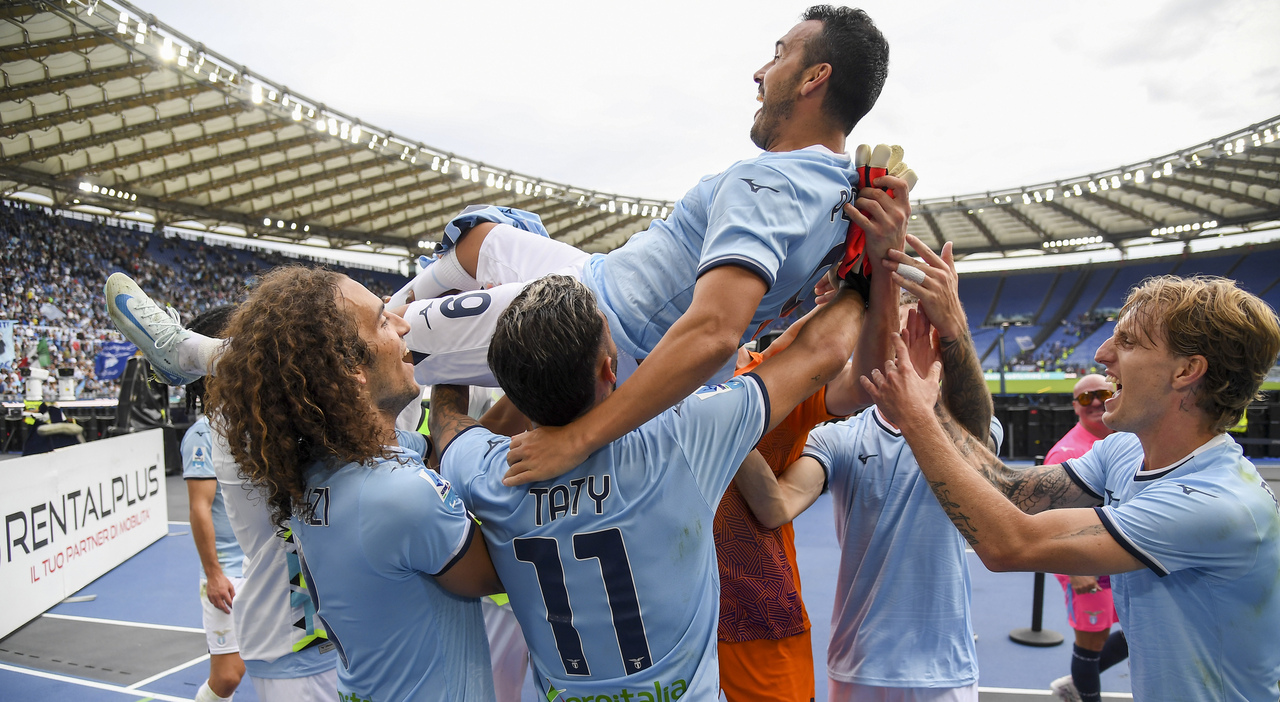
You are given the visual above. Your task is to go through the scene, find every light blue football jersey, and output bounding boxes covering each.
[441,375,770,702]
[181,416,244,579]
[290,430,494,702]
[1063,433,1280,702]
[583,147,857,376]
[803,409,1003,688]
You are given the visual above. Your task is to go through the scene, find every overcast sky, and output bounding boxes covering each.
[140,0,1280,203]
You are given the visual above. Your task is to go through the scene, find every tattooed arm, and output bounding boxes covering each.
[931,401,1099,514]
[862,333,1139,575]
[886,234,993,445]
[428,385,480,456]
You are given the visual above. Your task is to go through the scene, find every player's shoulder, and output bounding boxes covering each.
[181,415,212,448]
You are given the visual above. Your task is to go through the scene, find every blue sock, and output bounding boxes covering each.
[1071,644,1102,702]
[1099,630,1128,672]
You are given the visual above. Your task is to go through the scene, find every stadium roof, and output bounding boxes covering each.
[1,1,1278,261]
[0,0,672,256]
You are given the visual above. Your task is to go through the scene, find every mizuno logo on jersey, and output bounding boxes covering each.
[740,178,779,194]
[1175,483,1217,498]
[858,453,877,464]
[485,437,505,458]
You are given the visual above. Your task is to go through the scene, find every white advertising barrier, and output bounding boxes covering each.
[1,430,168,639]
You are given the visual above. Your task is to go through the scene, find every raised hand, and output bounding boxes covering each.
[859,331,940,428]
[904,307,940,380]
[886,235,966,343]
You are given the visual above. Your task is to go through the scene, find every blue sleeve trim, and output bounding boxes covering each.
[432,518,477,577]
[697,255,775,291]
[439,424,485,462]
[1094,506,1169,577]
[800,452,831,494]
[1061,460,1104,501]
[742,372,772,446]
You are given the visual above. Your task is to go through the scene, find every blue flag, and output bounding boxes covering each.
[94,341,138,380]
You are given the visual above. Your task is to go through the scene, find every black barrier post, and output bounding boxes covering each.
[1009,454,1065,647]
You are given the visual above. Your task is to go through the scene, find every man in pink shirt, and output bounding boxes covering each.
[1045,374,1127,702]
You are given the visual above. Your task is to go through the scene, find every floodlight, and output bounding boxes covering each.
[263,217,271,226]
[117,11,128,33]
[486,173,495,187]
[251,83,264,104]
[161,37,174,60]
[351,126,361,142]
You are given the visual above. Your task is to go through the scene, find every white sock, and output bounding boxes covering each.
[415,251,480,299]
[195,680,234,702]
[176,336,227,377]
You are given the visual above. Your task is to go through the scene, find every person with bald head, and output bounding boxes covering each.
[1043,375,1127,702]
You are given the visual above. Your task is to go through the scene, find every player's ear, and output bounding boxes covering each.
[799,62,832,97]
[1171,354,1208,391]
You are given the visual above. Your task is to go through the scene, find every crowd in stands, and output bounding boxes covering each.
[0,200,398,401]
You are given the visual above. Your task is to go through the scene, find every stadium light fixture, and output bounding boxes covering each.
[209,68,219,84]
[251,83,264,104]
[1135,170,1145,184]
[545,187,553,197]
[532,183,539,193]
[340,123,349,139]
[486,173,496,187]
[304,225,310,232]
[431,156,440,171]
[277,220,285,228]
[178,45,189,67]
[263,217,271,226]
[160,36,175,61]
[661,207,669,218]
[609,200,616,213]
[461,164,471,179]
[1073,184,1083,196]
[1163,162,1172,175]
[1033,191,1043,202]
[351,125,361,143]
[117,11,129,34]
[135,21,146,45]
[1111,176,1121,188]
[441,159,450,174]
[1045,188,1054,201]
[1022,193,1031,205]
[86,0,96,16]
[496,175,505,188]
[292,105,303,121]
[78,182,91,192]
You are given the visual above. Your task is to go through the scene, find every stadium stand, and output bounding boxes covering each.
[0,199,399,400]
[962,245,1280,372]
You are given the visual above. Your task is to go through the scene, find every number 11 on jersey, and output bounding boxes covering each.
[514,527,653,677]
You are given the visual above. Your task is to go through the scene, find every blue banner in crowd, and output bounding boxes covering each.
[0,321,13,367]
[94,341,138,380]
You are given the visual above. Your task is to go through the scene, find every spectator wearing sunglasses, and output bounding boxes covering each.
[1043,375,1127,702]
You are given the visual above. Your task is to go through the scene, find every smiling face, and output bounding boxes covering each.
[336,276,420,418]
[1070,373,1114,438]
[1092,310,1184,435]
[750,20,822,150]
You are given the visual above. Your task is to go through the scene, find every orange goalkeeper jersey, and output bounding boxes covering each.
[714,351,841,642]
